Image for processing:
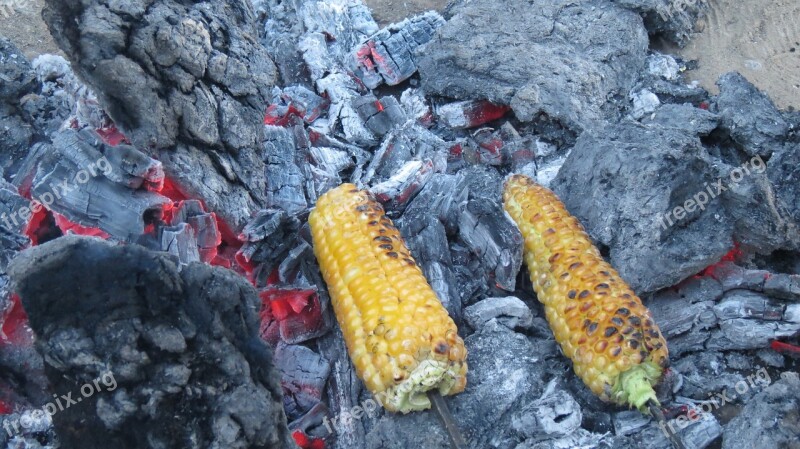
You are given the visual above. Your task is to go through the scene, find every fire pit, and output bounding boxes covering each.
[1,0,798,448]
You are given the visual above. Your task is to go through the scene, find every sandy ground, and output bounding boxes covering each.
[0,0,797,110]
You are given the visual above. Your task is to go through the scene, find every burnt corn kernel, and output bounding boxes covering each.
[503,174,670,412]
[309,184,468,414]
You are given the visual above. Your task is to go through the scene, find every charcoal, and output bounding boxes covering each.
[437,100,511,130]
[615,0,708,46]
[168,200,222,257]
[317,326,368,449]
[721,374,800,449]
[0,410,58,448]
[630,89,661,119]
[317,73,377,147]
[641,103,720,136]
[0,38,74,180]
[514,429,612,449]
[647,294,717,339]
[350,12,444,88]
[298,0,378,80]
[8,236,295,449]
[764,273,800,300]
[238,209,303,287]
[458,167,523,292]
[353,95,408,136]
[365,321,547,449]
[101,141,164,190]
[261,288,327,345]
[275,343,331,421]
[707,319,800,352]
[13,130,171,241]
[647,53,680,81]
[418,0,648,130]
[397,215,461,321]
[510,380,583,441]
[714,72,789,158]
[704,262,770,293]
[264,126,308,215]
[400,88,432,124]
[159,223,201,266]
[370,159,439,212]
[464,296,534,331]
[767,142,800,245]
[42,0,278,233]
[551,120,734,293]
[712,290,784,321]
[612,410,651,436]
[399,172,469,234]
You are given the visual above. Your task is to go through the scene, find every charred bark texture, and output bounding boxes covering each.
[42,0,279,232]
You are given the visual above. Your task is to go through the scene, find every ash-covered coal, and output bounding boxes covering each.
[417,0,649,130]
[42,0,278,232]
[8,236,296,449]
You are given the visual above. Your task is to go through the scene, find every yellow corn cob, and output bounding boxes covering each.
[309,184,467,413]
[503,174,669,411]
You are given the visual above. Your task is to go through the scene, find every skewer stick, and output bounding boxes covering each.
[648,399,688,449]
[429,391,468,449]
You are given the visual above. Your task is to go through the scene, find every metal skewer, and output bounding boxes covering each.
[429,391,468,449]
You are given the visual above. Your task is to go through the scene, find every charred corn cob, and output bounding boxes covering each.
[503,174,669,411]
[309,184,467,413]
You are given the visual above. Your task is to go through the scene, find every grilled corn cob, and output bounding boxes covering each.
[309,184,467,413]
[503,174,669,411]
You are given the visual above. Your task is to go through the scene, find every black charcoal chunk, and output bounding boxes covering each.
[8,236,295,449]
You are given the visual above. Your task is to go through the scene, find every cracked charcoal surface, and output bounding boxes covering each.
[418,0,649,131]
[550,118,796,293]
[721,374,800,449]
[8,236,295,449]
[42,0,278,232]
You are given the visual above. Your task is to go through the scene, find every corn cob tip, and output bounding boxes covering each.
[613,361,662,413]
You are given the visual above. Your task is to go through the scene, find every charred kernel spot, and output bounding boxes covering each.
[581,302,593,312]
[434,342,449,355]
[604,327,618,337]
[640,351,648,360]
[648,330,660,339]
[356,205,370,212]
[610,346,622,357]
[645,319,653,327]
[595,341,608,352]
[622,326,634,335]
[374,236,392,243]
[632,332,643,340]
[583,319,591,329]
[596,283,610,289]
[659,357,669,368]
[549,253,561,263]
[564,305,577,313]
[615,335,624,343]
[629,316,642,326]
[599,270,610,276]
[654,342,664,350]
[578,336,587,345]
[587,322,598,335]
[386,252,399,258]
[611,317,624,326]
[560,272,570,279]
[579,290,591,299]
[532,213,541,221]
[544,228,556,235]
[349,188,359,193]
[569,262,583,270]
[404,258,416,266]
[629,340,640,349]
[616,308,630,316]
[394,373,406,382]
[628,301,638,308]
[379,229,387,234]
[568,290,577,299]
[379,244,393,250]
[622,293,632,299]
[368,220,379,226]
